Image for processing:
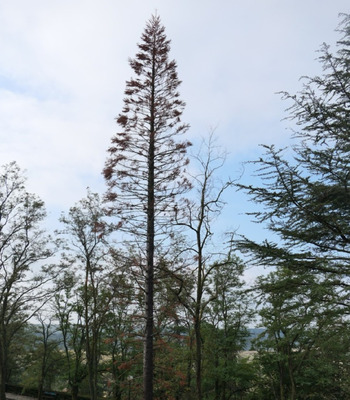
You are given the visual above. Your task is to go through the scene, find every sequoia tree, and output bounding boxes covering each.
[103,15,190,400]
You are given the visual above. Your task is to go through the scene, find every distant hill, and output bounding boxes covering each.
[245,328,265,350]
[28,324,265,351]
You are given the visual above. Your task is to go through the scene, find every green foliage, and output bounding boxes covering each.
[0,161,55,399]
[233,14,350,400]
[201,323,257,400]
[251,267,350,399]
[235,15,350,281]
[19,323,65,392]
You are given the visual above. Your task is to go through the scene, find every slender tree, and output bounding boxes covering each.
[33,314,63,400]
[204,255,253,400]
[175,135,233,400]
[103,14,191,400]
[59,191,115,400]
[20,319,63,396]
[254,268,349,399]
[0,162,55,400]
[54,271,87,400]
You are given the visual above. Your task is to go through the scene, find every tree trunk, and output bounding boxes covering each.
[144,128,155,400]
[214,350,219,400]
[0,329,7,400]
[194,291,202,400]
[186,331,194,394]
[194,317,202,400]
[71,384,79,400]
[84,263,99,400]
[143,46,156,399]
[288,359,296,400]
[38,340,47,400]
[195,234,203,400]
[0,365,6,400]
[86,342,98,400]
[37,383,43,400]
[278,362,285,400]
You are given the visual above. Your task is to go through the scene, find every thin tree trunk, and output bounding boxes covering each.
[195,227,203,400]
[0,363,6,400]
[84,261,98,400]
[38,353,46,400]
[288,359,296,400]
[71,384,79,400]
[143,44,156,399]
[195,257,202,400]
[144,260,154,400]
[37,381,43,400]
[144,117,155,399]
[194,317,202,400]
[186,331,194,394]
[214,350,219,400]
[278,362,285,400]
[0,328,7,400]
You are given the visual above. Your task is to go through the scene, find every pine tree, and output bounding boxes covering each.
[103,15,191,399]
[235,16,350,396]
[235,14,350,284]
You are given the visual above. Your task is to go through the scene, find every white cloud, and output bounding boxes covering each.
[0,0,348,238]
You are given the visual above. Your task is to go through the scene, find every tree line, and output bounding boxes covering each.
[1,13,350,400]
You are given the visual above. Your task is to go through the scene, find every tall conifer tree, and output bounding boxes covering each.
[235,15,350,306]
[103,15,190,399]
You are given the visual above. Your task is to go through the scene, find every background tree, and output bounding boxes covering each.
[175,135,233,400]
[150,255,191,399]
[20,315,64,399]
[54,271,87,400]
[252,267,350,399]
[203,255,253,400]
[0,162,55,400]
[100,250,141,400]
[3,323,33,386]
[59,191,117,400]
[103,14,191,400]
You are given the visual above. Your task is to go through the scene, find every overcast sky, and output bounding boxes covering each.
[0,1,349,280]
